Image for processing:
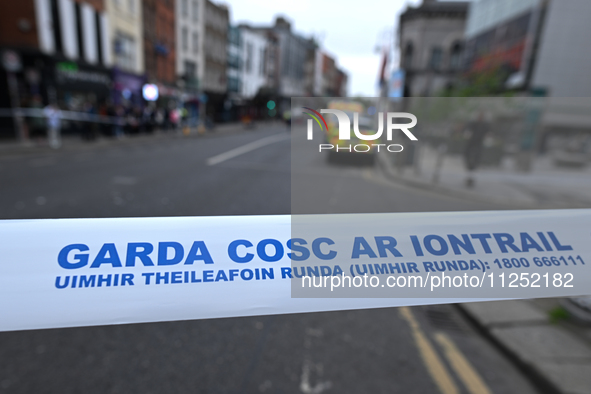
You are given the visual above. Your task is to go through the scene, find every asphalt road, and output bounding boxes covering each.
[0,123,539,393]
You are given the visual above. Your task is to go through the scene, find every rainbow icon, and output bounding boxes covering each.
[302,107,328,133]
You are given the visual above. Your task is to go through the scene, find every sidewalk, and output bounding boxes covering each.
[460,300,591,394]
[379,145,591,209]
[0,121,257,158]
[378,147,591,393]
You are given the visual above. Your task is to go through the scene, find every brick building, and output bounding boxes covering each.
[143,0,176,85]
[0,0,112,139]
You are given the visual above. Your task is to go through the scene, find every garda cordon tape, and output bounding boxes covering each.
[1,209,590,332]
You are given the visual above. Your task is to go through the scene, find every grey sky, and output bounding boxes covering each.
[221,0,422,96]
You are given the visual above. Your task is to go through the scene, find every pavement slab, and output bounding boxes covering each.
[536,362,591,394]
[462,300,549,326]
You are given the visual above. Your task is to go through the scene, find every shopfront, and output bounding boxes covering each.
[112,68,146,107]
[53,60,111,111]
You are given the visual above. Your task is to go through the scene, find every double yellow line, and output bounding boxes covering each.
[399,307,492,394]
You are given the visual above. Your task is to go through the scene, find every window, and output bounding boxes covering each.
[228,76,240,92]
[184,61,196,78]
[114,32,136,71]
[403,43,413,70]
[228,27,240,46]
[245,42,253,73]
[259,48,265,76]
[429,47,442,70]
[193,32,198,54]
[227,54,240,69]
[192,0,198,21]
[181,0,188,17]
[449,42,464,71]
[182,27,188,51]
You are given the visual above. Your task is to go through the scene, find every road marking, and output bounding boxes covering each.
[399,307,459,394]
[300,327,332,394]
[435,332,493,394]
[206,134,289,166]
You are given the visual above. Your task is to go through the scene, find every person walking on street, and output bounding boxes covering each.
[463,111,489,187]
[43,103,61,149]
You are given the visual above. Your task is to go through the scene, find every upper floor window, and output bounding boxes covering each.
[403,43,413,70]
[259,48,265,76]
[114,32,136,71]
[449,42,464,71]
[182,0,188,17]
[245,42,253,73]
[182,27,189,51]
[192,0,199,21]
[429,46,442,70]
[193,32,199,54]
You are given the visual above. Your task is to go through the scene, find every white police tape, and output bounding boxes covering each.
[0,209,590,332]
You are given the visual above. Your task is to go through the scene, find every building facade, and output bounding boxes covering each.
[466,0,591,97]
[239,26,267,99]
[273,17,315,98]
[0,0,113,138]
[398,0,469,96]
[143,0,175,86]
[247,17,319,106]
[531,0,591,97]
[105,0,143,74]
[203,0,227,94]
[202,0,227,120]
[226,25,241,97]
[176,0,203,92]
[464,0,591,156]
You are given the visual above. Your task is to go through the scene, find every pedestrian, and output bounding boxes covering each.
[84,100,98,141]
[163,107,171,132]
[143,104,155,133]
[43,103,61,149]
[170,106,180,133]
[463,111,489,187]
[114,104,125,139]
[155,107,165,132]
[28,95,45,139]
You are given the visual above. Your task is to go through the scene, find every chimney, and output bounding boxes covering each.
[275,17,291,31]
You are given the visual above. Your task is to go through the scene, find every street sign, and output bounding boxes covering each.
[388,69,405,99]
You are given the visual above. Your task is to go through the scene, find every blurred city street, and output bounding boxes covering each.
[0,123,545,393]
[2,0,591,392]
